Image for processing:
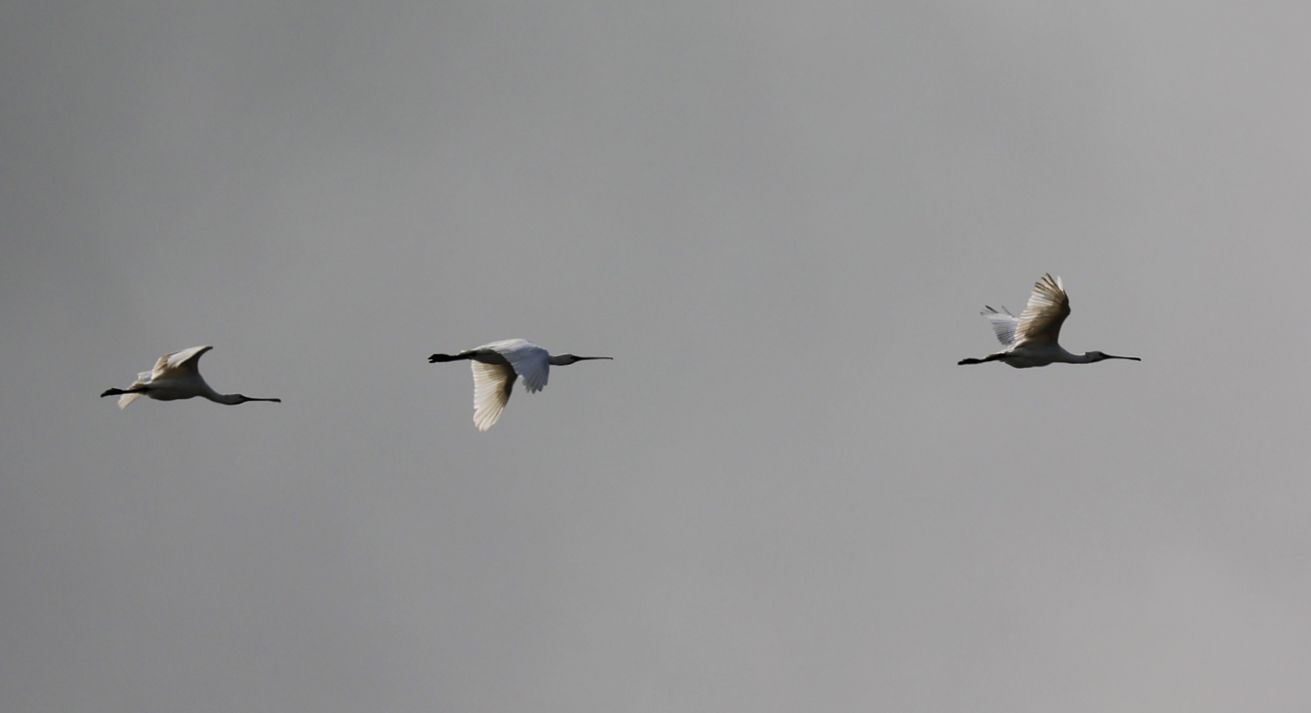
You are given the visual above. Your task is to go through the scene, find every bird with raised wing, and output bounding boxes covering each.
[428,338,611,431]
[100,345,282,407]
[958,274,1141,368]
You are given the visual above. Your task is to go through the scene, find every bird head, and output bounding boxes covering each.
[228,394,282,404]
[549,354,613,365]
[1085,351,1141,363]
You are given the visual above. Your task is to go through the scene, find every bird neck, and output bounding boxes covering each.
[213,393,247,405]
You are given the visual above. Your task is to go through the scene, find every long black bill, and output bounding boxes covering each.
[1104,354,1142,361]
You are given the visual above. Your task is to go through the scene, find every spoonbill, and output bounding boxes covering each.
[100,345,282,407]
[428,338,611,430]
[958,273,1141,368]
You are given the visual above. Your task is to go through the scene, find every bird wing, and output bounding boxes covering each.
[1013,273,1070,347]
[471,361,516,431]
[981,306,1019,347]
[152,345,212,379]
[117,369,154,409]
[114,369,154,409]
[496,341,551,393]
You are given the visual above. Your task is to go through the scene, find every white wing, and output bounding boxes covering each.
[118,345,211,409]
[156,345,212,379]
[981,306,1019,347]
[471,361,516,431]
[477,338,535,354]
[489,340,551,393]
[1013,273,1070,347]
[117,370,153,409]
[116,368,153,408]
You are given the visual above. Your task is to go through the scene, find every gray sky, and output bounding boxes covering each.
[3,2,1310,711]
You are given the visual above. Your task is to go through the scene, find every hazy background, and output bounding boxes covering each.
[3,2,1310,711]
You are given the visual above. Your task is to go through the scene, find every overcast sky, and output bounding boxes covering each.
[3,2,1311,711]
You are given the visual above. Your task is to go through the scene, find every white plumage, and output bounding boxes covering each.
[959,274,1141,368]
[100,345,282,407]
[429,338,611,431]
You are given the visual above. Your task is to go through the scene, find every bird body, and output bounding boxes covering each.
[428,338,611,430]
[100,345,281,407]
[959,274,1140,368]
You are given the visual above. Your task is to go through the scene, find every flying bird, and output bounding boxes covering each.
[100,345,282,407]
[958,274,1141,368]
[428,338,611,431]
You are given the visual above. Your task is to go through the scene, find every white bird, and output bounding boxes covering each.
[958,273,1141,368]
[428,338,612,431]
[100,345,282,407]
